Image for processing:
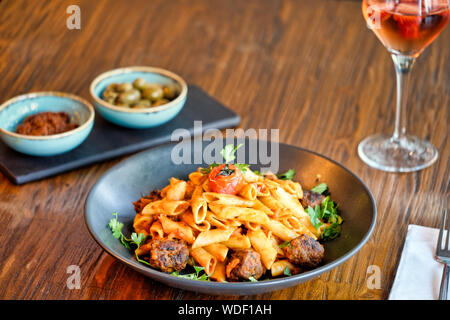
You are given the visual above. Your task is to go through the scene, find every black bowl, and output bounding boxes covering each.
[84,139,376,295]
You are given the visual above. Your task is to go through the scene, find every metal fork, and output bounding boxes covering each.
[436,207,449,300]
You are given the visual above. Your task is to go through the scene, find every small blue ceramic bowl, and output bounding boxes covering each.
[90,66,187,129]
[0,92,95,156]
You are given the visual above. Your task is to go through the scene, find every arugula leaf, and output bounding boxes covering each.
[136,255,152,266]
[248,276,258,282]
[108,213,150,262]
[221,144,242,163]
[321,223,341,241]
[253,170,261,176]
[131,232,147,247]
[311,183,328,194]
[108,212,124,239]
[279,240,291,248]
[306,196,343,241]
[171,265,210,281]
[306,205,323,229]
[321,197,339,222]
[121,238,132,249]
[171,271,196,280]
[283,266,292,276]
[108,212,131,249]
[197,273,210,281]
[277,169,295,180]
[201,145,248,174]
[193,265,205,275]
[221,144,249,173]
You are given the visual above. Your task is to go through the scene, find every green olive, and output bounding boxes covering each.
[115,101,130,108]
[103,89,118,101]
[131,99,152,109]
[132,78,147,90]
[105,97,116,105]
[163,83,180,100]
[116,82,133,92]
[152,98,170,107]
[141,84,164,101]
[106,83,118,92]
[118,89,141,105]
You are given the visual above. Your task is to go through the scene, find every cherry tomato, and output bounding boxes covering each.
[208,164,243,195]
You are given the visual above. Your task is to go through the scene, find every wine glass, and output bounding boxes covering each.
[359,0,449,172]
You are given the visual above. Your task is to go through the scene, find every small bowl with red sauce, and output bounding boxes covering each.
[0,92,95,156]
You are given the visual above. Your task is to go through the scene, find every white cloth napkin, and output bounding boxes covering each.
[389,224,447,300]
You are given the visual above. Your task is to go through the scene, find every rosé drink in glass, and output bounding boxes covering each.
[359,0,449,172]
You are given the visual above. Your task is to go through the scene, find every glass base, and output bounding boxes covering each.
[358,134,438,173]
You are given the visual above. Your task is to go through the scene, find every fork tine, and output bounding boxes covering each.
[436,207,446,255]
[445,208,449,251]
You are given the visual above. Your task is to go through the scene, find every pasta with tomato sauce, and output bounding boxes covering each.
[110,145,343,282]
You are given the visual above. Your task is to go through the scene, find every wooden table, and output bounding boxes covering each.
[0,0,448,300]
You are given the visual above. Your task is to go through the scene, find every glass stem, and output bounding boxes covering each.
[391,54,416,142]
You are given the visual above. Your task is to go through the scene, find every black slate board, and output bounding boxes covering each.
[0,85,240,185]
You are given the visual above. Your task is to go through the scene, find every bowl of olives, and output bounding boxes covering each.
[90,66,187,128]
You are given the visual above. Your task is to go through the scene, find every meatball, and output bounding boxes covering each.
[283,235,324,268]
[148,239,189,273]
[300,190,325,208]
[226,249,265,281]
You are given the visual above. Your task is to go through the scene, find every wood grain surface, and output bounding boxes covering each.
[0,0,448,300]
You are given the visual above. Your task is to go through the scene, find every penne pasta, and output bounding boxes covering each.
[258,195,285,213]
[192,228,234,248]
[190,247,217,275]
[242,169,264,183]
[206,211,229,229]
[159,215,195,244]
[238,183,257,201]
[270,186,317,236]
[264,179,281,189]
[236,209,270,226]
[204,192,255,207]
[222,233,251,249]
[268,233,285,257]
[165,178,187,201]
[247,228,277,269]
[242,221,260,231]
[184,182,195,199]
[204,243,229,262]
[142,199,190,216]
[263,218,299,241]
[209,203,267,222]
[181,211,211,232]
[271,260,299,277]
[209,261,227,282]
[254,181,271,197]
[189,171,207,185]
[278,179,303,199]
[133,214,153,235]
[201,178,211,192]
[149,220,164,239]
[252,199,275,216]
[191,186,207,223]
[280,215,311,236]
